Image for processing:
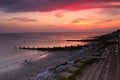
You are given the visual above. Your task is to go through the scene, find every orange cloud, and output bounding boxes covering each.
[69,16,120,31]
[71,18,96,26]
[94,19,120,29]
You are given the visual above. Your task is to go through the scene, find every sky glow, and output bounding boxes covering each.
[0,0,120,32]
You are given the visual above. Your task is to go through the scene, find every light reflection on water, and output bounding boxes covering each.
[0,32,107,73]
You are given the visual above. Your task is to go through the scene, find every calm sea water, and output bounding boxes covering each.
[0,32,107,73]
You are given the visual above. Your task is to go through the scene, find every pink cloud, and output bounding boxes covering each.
[98,8,120,16]
[114,13,120,16]
[55,12,64,17]
[8,17,37,22]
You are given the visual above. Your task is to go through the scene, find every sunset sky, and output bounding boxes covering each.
[0,0,120,33]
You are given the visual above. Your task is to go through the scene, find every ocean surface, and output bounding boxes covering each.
[0,32,108,74]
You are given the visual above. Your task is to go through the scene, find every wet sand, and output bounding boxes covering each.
[0,51,73,80]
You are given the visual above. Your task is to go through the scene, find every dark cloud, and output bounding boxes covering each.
[95,19,113,24]
[72,18,86,23]
[0,0,119,12]
[0,0,78,12]
[8,17,37,22]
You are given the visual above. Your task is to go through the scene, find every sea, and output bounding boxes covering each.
[0,32,108,74]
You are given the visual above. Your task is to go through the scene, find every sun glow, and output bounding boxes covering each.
[0,1,120,32]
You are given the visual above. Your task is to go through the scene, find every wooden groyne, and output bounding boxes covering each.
[17,45,86,51]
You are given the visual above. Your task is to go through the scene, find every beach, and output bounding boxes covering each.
[0,50,79,80]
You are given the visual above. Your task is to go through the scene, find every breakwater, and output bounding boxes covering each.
[17,45,86,51]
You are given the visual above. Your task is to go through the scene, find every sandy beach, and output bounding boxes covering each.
[0,50,77,80]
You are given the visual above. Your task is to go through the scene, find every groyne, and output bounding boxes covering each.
[16,45,86,51]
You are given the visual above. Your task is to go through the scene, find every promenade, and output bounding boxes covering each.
[76,30,120,80]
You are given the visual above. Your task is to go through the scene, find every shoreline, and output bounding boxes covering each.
[0,50,77,80]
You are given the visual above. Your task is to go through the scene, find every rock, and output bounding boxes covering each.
[56,65,70,72]
[67,61,74,64]
[35,70,53,80]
